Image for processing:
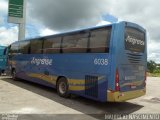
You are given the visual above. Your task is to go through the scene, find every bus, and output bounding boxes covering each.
[0,46,7,75]
[8,21,147,102]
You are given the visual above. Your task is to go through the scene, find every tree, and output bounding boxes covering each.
[147,60,156,73]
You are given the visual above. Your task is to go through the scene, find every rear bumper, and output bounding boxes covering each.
[107,88,146,102]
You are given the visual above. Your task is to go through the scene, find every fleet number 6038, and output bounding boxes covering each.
[94,58,108,66]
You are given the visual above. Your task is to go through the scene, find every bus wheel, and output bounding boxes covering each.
[12,69,17,80]
[57,77,70,98]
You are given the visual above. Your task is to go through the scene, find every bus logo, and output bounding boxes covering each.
[126,35,144,46]
[31,57,52,66]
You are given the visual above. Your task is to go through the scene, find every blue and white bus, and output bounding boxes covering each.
[8,21,147,102]
[0,46,7,75]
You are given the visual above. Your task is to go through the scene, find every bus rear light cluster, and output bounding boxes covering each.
[115,68,120,91]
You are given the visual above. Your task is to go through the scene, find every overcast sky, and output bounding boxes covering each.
[0,0,160,62]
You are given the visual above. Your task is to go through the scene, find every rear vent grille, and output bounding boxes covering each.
[127,53,142,64]
[85,75,98,98]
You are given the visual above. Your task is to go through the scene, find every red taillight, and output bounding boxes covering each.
[115,68,120,91]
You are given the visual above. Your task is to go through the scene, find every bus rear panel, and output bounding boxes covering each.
[107,22,146,102]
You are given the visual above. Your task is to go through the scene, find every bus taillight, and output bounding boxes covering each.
[115,68,120,91]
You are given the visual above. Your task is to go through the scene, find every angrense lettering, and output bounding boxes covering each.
[126,35,144,46]
[31,57,52,66]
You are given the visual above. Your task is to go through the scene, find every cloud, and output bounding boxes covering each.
[0,0,7,13]
[40,28,58,36]
[148,41,160,63]
[0,26,18,46]
[96,20,111,26]
[0,17,4,25]
[0,0,7,25]
[0,0,18,46]
[28,0,107,31]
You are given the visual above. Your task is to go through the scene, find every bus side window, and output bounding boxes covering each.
[89,27,111,53]
[62,32,89,53]
[43,37,61,54]
[30,39,43,54]
[19,41,30,54]
[10,43,19,55]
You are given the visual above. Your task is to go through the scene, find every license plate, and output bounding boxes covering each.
[131,85,137,89]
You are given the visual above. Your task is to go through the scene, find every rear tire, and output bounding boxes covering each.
[57,77,70,98]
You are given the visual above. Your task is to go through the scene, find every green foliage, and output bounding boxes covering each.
[154,67,160,73]
[147,60,157,73]
[147,60,160,77]
[149,73,160,77]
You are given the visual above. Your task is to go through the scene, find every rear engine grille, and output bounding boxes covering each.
[85,75,98,98]
[127,53,142,64]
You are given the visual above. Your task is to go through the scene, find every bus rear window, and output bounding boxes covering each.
[125,27,145,53]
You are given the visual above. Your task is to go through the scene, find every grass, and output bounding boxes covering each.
[147,72,160,77]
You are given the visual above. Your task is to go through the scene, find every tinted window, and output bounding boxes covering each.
[10,43,19,55]
[90,27,111,53]
[19,41,30,54]
[62,32,89,53]
[43,37,61,54]
[125,27,145,53]
[30,39,43,54]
